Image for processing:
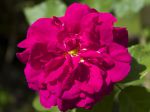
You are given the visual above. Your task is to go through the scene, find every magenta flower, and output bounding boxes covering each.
[17,3,131,112]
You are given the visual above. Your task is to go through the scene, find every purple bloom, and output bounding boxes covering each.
[17,3,131,112]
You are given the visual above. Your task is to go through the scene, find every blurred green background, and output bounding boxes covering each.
[0,0,150,112]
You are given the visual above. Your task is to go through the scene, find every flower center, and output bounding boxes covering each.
[67,49,85,63]
[68,49,78,56]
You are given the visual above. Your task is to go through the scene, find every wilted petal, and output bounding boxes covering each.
[113,27,128,47]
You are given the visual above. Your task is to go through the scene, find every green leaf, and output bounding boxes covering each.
[112,0,144,18]
[115,14,142,36]
[33,95,48,111]
[48,106,59,112]
[122,57,146,86]
[122,44,150,86]
[68,109,76,112]
[143,73,150,91]
[129,44,150,77]
[33,96,59,112]
[76,91,114,112]
[119,86,150,112]
[144,0,150,5]
[24,0,66,24]
[0,90,12,106]
[82,0,112,12]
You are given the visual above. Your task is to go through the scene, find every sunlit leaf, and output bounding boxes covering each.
[24,0,66,24]
[33,96,59,112]
[129,44,150,77]
[112,0,144,18]
[144,0,150,5]
[33,96,48,111]
[82,0,112,12]
[122,44,150,86]
[115,14,141,36]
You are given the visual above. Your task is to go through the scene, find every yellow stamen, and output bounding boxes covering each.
[68,49,78,56]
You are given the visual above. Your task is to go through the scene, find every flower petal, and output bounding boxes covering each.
[113,27,128,47]
[44,56,65,73]
[62,82,80,100]
[24,63,44,90]
[16,48,30,63]
[80,13,100,50]
[76,96,94,109]
[98,13,117,46]
[45,56,70,83]
[81,64,103,94]
[18,18,59,48]
[64,3,91,33]
[107,61,131,82]
[109,42,131,63]
[39,90,57,108]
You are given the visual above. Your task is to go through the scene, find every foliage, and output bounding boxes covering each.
[121,44,150,86]
[24,0,66,24]
[33,95,60,112]
[119,86,150,112]
[129,44,150,77]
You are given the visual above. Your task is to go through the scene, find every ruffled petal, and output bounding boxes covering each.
[76,96,94,109]
[24,63,44,90]
[18,18,59,48]
[109,42,131,63]
[107,43,131,82]
[16,48,30,63]
[44,56,65,73]
[98,13,117,46]
[80,13,100,50]
[64,3,91,33]
[62,82,80,100]
[39,90,57,108]
[29,43,49,69]
[107,61,131,82]
[80,50,101,58]
[81,64,103,94]
[45,55,70,83]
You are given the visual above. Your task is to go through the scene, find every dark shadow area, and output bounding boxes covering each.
[128,37,139,47]
[0,0,43,111]
[123,57,146,83]
[63,0,82,5]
